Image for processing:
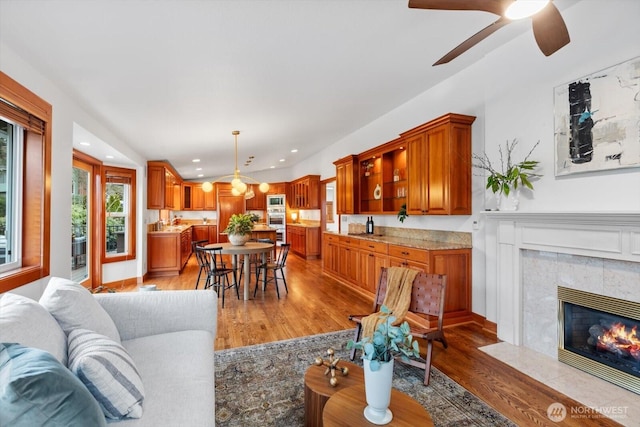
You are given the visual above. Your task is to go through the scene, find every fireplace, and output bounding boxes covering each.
[558,286,640,395]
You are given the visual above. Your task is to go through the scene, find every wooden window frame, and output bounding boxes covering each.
[0,71,52,293]
[102,165,136,263]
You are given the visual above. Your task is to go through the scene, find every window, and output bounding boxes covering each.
[0,118,24,274]
[0,71,52,292]
[103,166,136,262]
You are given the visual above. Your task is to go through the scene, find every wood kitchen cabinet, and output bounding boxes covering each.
[358,139,407,214]
[358,240,389,293]
[147,227,192,277]
[333,155,358,215]
[147,161,182,210]
[289,175,320,209]
[287,225,320,259]
[191,225,217,244]
[267,182,287,195]
[322,233,340,273]
[401,113,475,215]
[203,184,216,210]
[245,191,266,210]
[182,182,207,211]
[338,236,359,285]
[322,232,472,326]
[388,244,429,272]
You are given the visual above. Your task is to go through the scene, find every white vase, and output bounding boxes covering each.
[363,358,394,425]
[228,233,250,246]
[498,189,520,211]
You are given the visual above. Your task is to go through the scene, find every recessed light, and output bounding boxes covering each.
[79,142,90,146]
[279,158,285,162]
[105,155,114,159]
[270,166,275,169]
[291,149,298,153]
[192,159,200,163]
[197,174,204,177]
[196,167,202,171]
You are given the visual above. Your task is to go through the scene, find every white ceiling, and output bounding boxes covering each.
[0,0,576,180]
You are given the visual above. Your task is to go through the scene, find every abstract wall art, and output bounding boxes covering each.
[554,56,640,176]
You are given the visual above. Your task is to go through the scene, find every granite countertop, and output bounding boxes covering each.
[324,231,471,251]
[288,223,320,228]
[149,224,192,234]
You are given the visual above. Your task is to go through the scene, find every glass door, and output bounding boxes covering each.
[71,159,92,286]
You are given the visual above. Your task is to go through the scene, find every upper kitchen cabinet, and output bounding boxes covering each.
[358,138,406,214]
[333,155,359,215]
[245,187,266,210]
[289,175,320,209]
[267,182,287,195]
[147,161,182,210]
[401,113,475,215]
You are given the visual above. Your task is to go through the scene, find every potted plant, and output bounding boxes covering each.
[224,213,255,246]
[347,306,420,425]
[472,139,541,210]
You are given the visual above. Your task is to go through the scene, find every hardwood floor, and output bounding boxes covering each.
[125,252,623,427]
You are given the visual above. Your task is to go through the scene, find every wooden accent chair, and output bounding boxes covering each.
[348,267,448,385]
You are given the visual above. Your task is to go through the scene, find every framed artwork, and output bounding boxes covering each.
[554,56,640,176]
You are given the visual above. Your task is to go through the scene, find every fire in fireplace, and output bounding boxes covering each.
[558,287,640,395]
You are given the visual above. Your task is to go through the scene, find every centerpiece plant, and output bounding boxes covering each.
[224,213,255,245]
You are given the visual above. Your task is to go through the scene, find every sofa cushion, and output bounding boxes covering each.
[0,293,68,365]
[39,277,121,343]
[68,329,145,420]
[0,342,106,427]
[120,330,215,427]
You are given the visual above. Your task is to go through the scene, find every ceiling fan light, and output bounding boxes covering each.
[259,182,270,193]
[202,181,214,193]
[505,0,549,20]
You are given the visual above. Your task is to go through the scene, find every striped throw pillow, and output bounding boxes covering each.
[67,329,145,419]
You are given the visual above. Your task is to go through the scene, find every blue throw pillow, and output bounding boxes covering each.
[0,342,106,427]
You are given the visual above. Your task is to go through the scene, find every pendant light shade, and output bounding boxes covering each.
[202,131,270,197]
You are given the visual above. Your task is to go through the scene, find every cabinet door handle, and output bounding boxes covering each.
[401,251,409,255]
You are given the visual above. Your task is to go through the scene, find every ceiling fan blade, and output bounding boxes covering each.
[433,16,510,65]
[408,0,510,16]
[531,2,570,56]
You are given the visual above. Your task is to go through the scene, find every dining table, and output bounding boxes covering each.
[206,241,274,300]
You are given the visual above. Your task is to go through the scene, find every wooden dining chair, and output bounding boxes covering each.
[348,267,448,385]
[191,239,209,287]
[239,238,274,283]
[254,243,290,298]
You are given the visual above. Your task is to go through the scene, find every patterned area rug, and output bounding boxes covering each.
[214,329,516,426]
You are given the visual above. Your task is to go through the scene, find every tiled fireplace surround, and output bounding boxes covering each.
[481,212,640,424]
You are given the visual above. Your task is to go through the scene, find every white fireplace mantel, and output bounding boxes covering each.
[481,211,640,345]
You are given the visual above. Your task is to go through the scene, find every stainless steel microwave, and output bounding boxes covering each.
[267,194,286,208]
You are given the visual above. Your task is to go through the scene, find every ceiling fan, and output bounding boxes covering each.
[408,0,570,65]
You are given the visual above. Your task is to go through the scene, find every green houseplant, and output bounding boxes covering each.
[224,213,255,245]
[472,139,541,210]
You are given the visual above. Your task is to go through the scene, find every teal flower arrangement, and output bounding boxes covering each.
[347,305,420,371]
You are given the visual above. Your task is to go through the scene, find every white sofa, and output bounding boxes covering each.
[0,278,217,426]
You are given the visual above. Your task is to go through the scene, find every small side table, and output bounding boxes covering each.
[322,384,434,427]
[304,360,363,427]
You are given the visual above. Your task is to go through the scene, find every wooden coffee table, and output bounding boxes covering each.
[304,360,364,427]
[322,384,433,427]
